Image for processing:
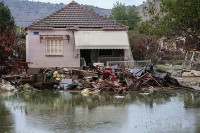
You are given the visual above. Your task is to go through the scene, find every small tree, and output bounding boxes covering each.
[0,2,16,66]
[84,5,94,11]
[143,0,200,36]
[110,2,140,30]
[110,2,127,24]
[140,0,200,51]
[127,5,141,30]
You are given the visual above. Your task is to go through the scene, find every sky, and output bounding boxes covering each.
[35,0,144,9]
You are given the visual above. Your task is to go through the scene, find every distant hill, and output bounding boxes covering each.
[0,0,112,27]
[0,0,147,27]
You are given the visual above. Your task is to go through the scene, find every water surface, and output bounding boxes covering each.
[0,90,200,133]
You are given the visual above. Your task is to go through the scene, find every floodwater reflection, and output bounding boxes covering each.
[0,100,14,133]
[0,90,200,133]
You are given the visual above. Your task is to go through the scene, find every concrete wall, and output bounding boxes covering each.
[26,29,80,68]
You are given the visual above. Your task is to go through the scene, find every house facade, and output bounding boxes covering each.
[26,1,131,68]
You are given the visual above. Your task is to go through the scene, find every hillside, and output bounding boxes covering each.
[0,0,112,27]
[0,0,147,27]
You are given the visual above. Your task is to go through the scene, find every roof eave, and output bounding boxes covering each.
[27,27,54,30]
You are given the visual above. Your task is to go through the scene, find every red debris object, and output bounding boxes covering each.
[96,65,99,70]
[102,72,110,80]
[11,59,32,74]
[111,74,114,81]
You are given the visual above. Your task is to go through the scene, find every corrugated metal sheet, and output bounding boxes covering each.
[74,31,130,49]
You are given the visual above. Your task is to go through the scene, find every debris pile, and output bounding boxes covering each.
[0,79,34,92]
[38,65,182,94]
[80,67,181,95]
[0,64,184,93]
[18,83,34,92]
[0,83,15,91]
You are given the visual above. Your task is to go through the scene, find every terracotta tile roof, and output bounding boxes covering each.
[27,1,128,30]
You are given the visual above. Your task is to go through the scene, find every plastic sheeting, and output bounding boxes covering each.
[59,79,72,90]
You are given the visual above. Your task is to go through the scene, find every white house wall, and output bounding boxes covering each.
[26,29,80,68]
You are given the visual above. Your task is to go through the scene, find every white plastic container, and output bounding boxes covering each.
[93,63,104,70]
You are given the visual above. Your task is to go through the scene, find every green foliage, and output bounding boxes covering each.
[0,1,16,65]
[110,2,141,30]
[16,26,26,36]
[0,2,15,36]
[174,61,182,66]
[138,20,154,35]
[127,5,141,30]
[110,2,127,24]
[84,5,94,11]
[138,15,178,36]
[141,0,200,36]
[104,14,108,18]
[154,66,168,71]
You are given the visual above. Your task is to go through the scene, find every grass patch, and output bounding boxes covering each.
[154,66,168,71]
[174,61,182,65]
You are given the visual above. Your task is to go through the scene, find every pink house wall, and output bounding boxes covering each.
[26,29,80,68]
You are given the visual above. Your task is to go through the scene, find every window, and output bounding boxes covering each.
[46,38,63,56]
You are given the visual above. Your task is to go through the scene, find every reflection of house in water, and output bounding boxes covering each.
[26,1,131,70]
[2,91,200,133]
[22,92,130,133]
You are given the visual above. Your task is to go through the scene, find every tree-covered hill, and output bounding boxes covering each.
[0,0,112,27]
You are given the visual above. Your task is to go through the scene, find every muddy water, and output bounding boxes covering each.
[0,90,200,133]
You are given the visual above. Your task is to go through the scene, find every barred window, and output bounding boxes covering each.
[46,38,63,56]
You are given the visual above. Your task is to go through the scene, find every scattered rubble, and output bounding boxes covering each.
[18,83,34,92]
[182,70,200,77]
[32,65,185,95]
[181,51,200,77]
[0,78,35,92]
[0,83,15,91]
[0,64,194,94]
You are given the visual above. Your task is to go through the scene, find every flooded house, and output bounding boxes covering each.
[26,1,131,70]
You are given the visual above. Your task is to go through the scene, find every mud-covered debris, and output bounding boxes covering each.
[18,83,34,91]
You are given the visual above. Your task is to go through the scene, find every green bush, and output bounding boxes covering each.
[154,66,168,71]
[174,61,182,65]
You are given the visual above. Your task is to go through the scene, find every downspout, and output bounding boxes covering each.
[72,30,78,58]
[72,30,75,58]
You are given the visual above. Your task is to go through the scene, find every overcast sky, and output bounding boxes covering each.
[35,0,144,9]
